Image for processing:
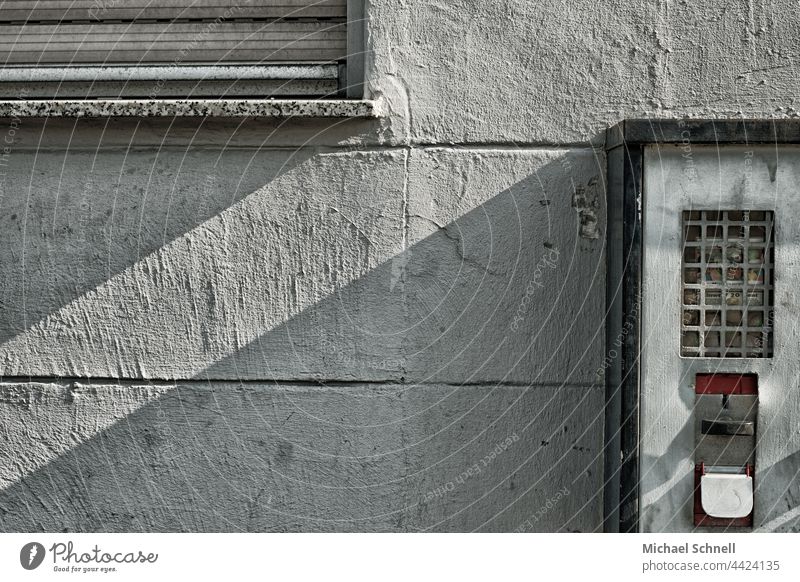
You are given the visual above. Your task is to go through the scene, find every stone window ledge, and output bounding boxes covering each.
[0,98,379,118]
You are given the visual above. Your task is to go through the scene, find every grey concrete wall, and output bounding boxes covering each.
[1,0,796,532]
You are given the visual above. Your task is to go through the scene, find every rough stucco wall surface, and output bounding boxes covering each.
[0,381,601,532]
[367,0,800,144]
[0,148,407,380]
[9,0,794,532]
[0,147,604,386]
[0,140,606,531]
[0,136,605,531]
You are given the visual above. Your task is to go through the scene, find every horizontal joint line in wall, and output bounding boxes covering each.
[0,376,598,389]
[410,140,604,149]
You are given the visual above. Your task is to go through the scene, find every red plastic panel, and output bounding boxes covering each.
[695,373,758,395]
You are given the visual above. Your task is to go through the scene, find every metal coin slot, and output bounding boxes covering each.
[701,419,755,436]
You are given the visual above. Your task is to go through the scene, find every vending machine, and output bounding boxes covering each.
[606,120,800,532]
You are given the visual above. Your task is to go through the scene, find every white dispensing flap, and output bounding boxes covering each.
[700,473,754,519]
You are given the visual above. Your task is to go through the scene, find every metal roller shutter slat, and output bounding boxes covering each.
[0,2,347,66]
[0,19,347,64]
[0,0,347,22]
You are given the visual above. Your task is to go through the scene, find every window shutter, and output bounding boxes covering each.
[0,1,351,98]
[0,1,347,64]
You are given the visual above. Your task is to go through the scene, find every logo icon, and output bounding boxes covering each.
[20,542,45,570]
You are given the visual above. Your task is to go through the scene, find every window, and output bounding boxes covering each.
[0,0,364,99]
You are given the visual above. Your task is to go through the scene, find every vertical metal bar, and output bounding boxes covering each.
[619,140,643,533]
[337,61,348,97]
[346,0,366,98]
[603,144,624,532]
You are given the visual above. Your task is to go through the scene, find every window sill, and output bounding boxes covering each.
[0,98,379,118]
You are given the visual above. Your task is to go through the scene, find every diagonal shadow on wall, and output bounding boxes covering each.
[0,154,609,532]
[0,121,319,347]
